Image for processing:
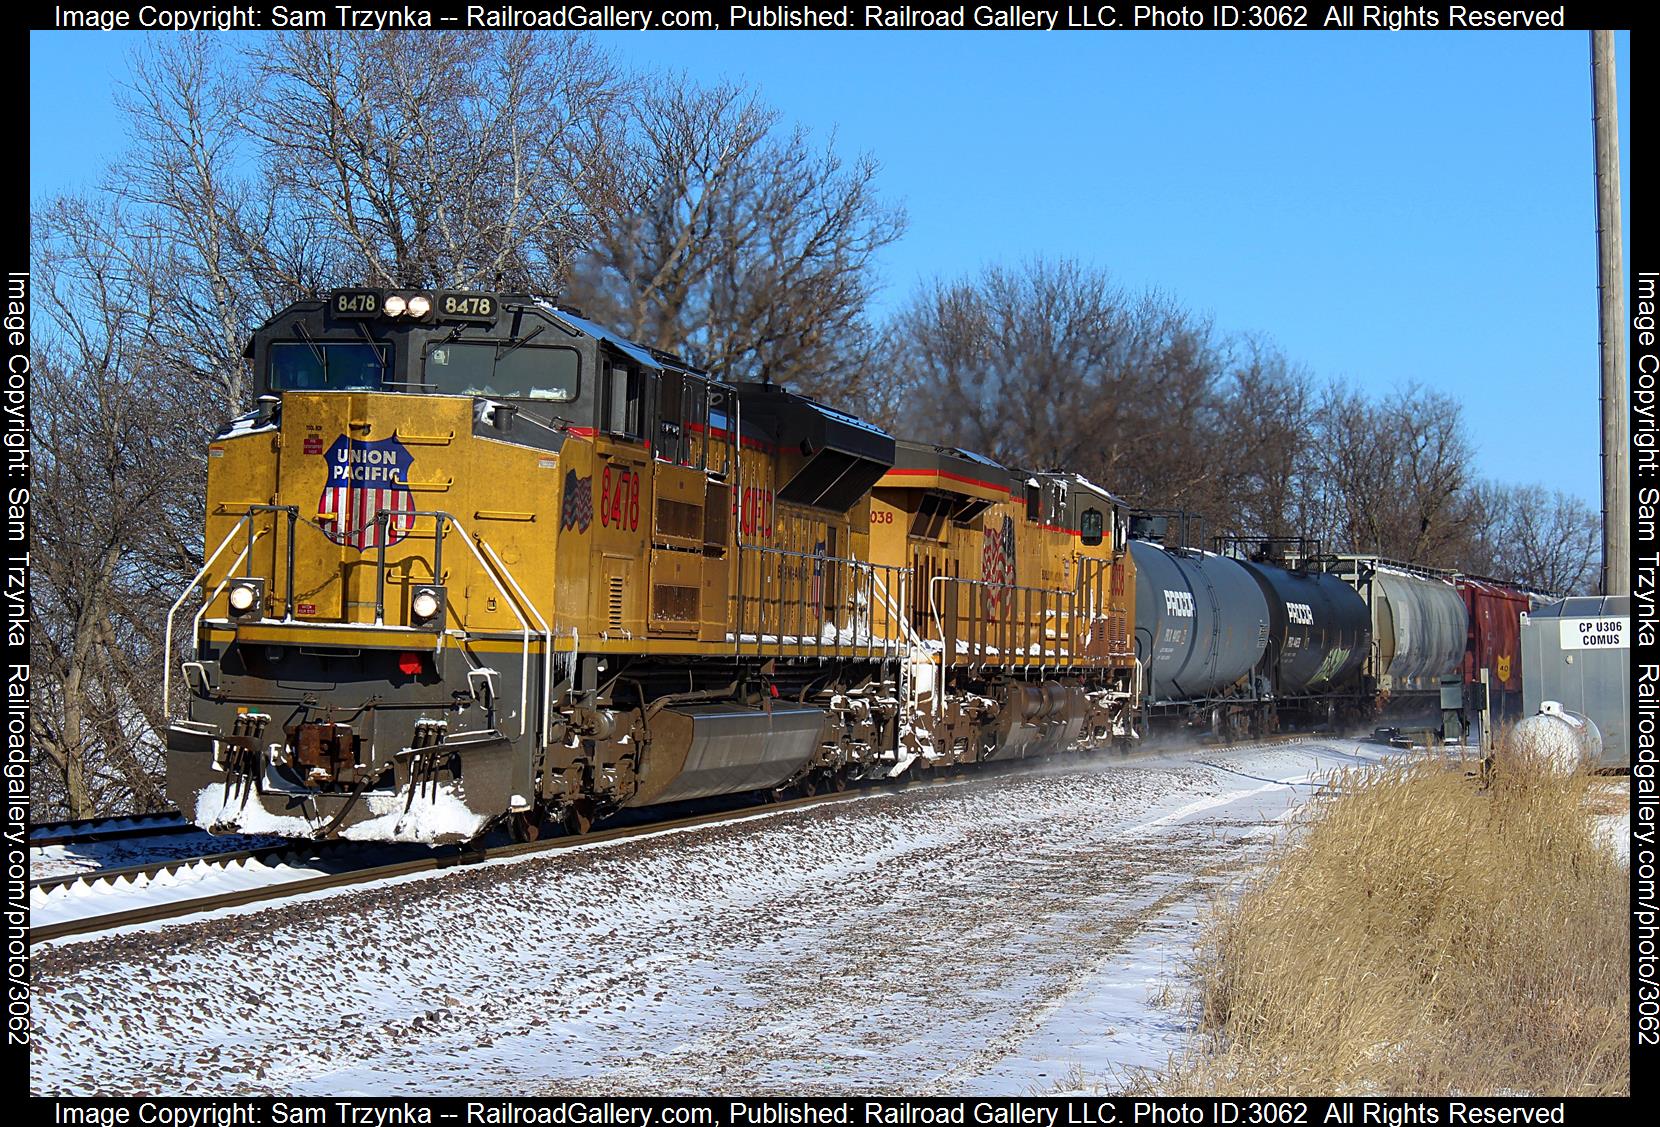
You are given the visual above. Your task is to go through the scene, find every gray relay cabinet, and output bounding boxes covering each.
[1520,594,1630,769]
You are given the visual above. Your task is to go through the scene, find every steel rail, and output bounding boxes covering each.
[28,787,883,946]
[29,837,363,896]
[28,813,188,849]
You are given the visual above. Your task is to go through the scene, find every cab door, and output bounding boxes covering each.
[594,358,650,639]
[644,368,699,638]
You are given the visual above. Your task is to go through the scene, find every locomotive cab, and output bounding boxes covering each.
[246,290,692,442]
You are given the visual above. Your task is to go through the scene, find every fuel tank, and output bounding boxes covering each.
[988,680,1088,760]
[1508,701,1602,775]
[626,703,828,807]
[1129,540,1269,703]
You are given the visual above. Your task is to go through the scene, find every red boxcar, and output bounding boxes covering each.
[1457,577,1534,722]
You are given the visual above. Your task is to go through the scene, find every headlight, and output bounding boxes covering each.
[406,293,432,318]
[227,579,264,619]
[410,584,445,626]
[384,293,409,317]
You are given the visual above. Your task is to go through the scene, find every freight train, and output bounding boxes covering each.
[163,289,1534,843]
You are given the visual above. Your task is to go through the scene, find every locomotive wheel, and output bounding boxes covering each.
[563,802,595,836]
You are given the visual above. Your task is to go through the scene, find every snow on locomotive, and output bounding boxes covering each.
[163,290,1140,843]
[163,289,1535,843]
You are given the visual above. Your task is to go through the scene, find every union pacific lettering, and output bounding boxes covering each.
[734,486,774,539]
[329,445,407,484]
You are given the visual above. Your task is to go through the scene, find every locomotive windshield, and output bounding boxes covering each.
[425,342,580,401]
[269,340,386,391]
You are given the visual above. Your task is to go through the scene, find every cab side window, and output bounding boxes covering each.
[1081,508,1104,547]
[604,361,645,440]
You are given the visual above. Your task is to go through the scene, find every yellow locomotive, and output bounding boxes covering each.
[164,290,1138,842]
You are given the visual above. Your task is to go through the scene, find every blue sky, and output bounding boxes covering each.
[30,30,1631,505]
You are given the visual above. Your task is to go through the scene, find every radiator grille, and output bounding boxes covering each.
[608,577,625,631]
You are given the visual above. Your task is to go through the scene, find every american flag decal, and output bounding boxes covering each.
[982,515,1016,614]
[317,435,416,551]
[560,470,593,532]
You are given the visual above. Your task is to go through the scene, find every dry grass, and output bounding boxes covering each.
[1155,746,1629,1095]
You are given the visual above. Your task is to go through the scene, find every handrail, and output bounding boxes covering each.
[478,537,553,750]
[163,515,255,713]
[730,541,909,660]
[926,573,1088,664]
[869,570,923,648]
[189,535,263,659]
[422,512,534,740]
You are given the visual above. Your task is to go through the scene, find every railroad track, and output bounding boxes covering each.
[29,732,1388,946]
[28,785,893,945]
[29,837,368,898]
[28,812,188,848]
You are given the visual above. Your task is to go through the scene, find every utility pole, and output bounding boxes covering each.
[1591,31,1628,596]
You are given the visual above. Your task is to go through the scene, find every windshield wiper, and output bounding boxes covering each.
[497,325,545,362]
[293,322,328,377]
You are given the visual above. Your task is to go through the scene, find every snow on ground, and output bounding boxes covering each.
[1592,791,1631,870]
[30,738,1390,1096]
[1595,815,1630,868]
[29,831,287,881]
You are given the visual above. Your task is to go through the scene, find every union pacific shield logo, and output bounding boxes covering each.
[318,435,416,550]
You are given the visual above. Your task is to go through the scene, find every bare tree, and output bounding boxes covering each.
[889,258,1226,516]
[564,76,906,399]
[1211,338,1316,541]
[1390,386,1479,565]
[250,31,625,292]
[1464,483,1599,595]
[116,37,292,412]
[29,202,199,817]
[1305,383,1479,566]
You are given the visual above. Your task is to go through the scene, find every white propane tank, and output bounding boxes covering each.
[1508,700,1603,775]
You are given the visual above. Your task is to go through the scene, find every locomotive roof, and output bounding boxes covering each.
[531,300,703,376]
[1065,473,1128,508]
[882,439,1010,500]
[730,382,894,441]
